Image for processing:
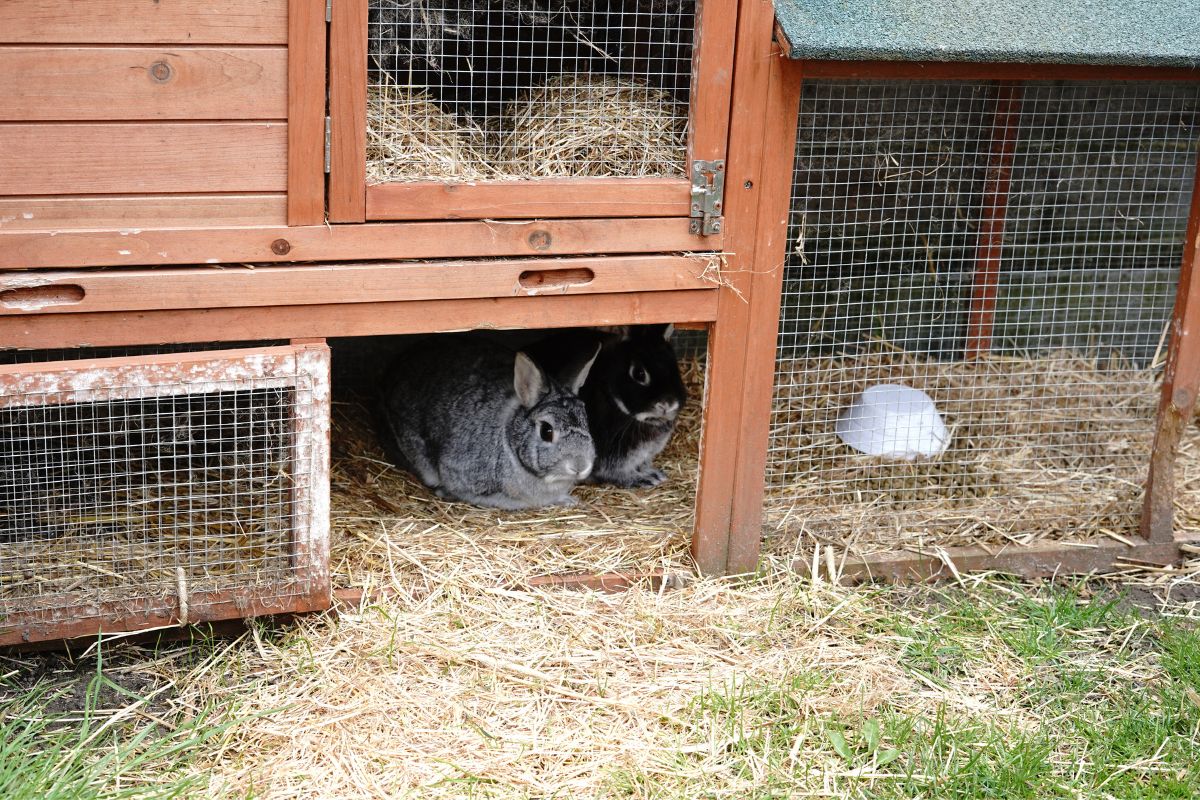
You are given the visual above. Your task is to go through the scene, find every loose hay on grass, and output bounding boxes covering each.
[366,74,687,183]
[764,350,1164,560]
[328,357,707,589]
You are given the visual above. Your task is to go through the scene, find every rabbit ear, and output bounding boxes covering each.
[563,342,601,394]
[513,352,547,408]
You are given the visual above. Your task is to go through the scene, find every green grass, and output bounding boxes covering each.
[0,645,242,800]
[609,580,1200,800]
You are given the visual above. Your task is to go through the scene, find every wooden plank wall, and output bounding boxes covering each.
[0,0,291,232]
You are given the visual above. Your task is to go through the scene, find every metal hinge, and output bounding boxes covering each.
[324,116,332,173]
[689,159,725,235]
[326,0,333,23]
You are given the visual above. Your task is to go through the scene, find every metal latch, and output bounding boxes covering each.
[324,116,332,173]
[689,159,725,235]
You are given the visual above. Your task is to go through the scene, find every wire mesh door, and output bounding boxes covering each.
[330,0,735,221]
[0,344,331,645]
[765,79,1200,560]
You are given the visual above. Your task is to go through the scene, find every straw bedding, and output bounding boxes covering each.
[366,74,688,184]
[763,350,1166,560]
[329,357,706,588]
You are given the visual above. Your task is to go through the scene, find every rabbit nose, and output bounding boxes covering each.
[566,458,593,479]
[658,400,680,418]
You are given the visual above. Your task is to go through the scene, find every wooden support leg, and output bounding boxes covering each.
[964,82,1023,359]
[692,0,803,576]
[1142,153,1200,544]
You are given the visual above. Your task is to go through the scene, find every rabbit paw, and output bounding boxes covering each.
[601,467,666,489]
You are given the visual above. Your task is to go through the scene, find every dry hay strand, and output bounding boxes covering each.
[763,349,1162,559]
[178,562,1024,799]
[366,75,494,183]
[367,73,688,182]
[328,358,706,590]
[499,75,687,179]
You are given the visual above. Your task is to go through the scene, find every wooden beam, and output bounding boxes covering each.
[691,0,791,576]
[0,0,289,45]
[0,195,287,231]
[0,47,287,121]
[1142,151,1200,542]
[366,178,691,221]
[0,123,287,195]
[964,82,1023,359]
[327,0,368,222]
[0,218,714,269]
[798,61,1200,82]
[724,54,805,576]
[791,538,1190,584]
[287,0,328,226]
[0,290,720,350]
[0,256,718,315]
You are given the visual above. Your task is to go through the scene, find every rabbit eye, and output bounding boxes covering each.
[629,362,651,387]
[539,421,555,442]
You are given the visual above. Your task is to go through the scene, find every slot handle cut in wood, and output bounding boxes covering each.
[0,284,85,311]
[518,267,596,291]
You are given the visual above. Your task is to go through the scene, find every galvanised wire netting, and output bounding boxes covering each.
[0,348,326,639]
[766,80,1200,555]
[366,0,695,182]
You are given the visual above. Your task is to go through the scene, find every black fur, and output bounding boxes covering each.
[530,324,686,488]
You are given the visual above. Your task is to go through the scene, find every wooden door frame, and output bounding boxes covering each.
[327,0,738,225]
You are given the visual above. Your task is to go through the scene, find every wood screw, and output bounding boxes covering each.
[271,239,292,255]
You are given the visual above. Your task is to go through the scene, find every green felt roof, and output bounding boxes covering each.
[774,0,1200,66]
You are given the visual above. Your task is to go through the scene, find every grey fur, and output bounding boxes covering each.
[381,336,598,509]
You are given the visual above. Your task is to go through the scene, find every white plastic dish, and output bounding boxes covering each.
[835,383,950,460]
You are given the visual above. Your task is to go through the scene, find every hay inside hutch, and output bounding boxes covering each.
[716,0,1200,579]
[329,0,736,226]
[325,331,709,590]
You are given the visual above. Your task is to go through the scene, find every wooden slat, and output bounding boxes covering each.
[328,0,368,222]
[689,0,738,163]
[0,123,287,195]
[1,0,289,45]
[964,83,1023,359]
[0,218,713,269]
[0,195,287,231]
[690,0,782,576]
[287,0,327,225]
[798,60,1200,82]
[366,178,692,221]
[0,47,286,121]
[724,54,805,576]
[0,256,717,314]
[1142,151,1200,542]
[792,538,1190,584]
[0,290,720,349]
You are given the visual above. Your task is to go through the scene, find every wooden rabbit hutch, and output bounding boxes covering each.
[0,0,759,644]
[718,0,1200,580]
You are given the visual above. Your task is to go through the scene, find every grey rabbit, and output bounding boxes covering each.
[380,335,600,510]
[528,324,687,489]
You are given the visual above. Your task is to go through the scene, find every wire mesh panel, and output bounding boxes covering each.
[366,0,695,182]
[0,345,330,645]
[767,80,1200,557]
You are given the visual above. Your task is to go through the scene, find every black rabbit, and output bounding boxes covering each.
[530,324,686,488]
